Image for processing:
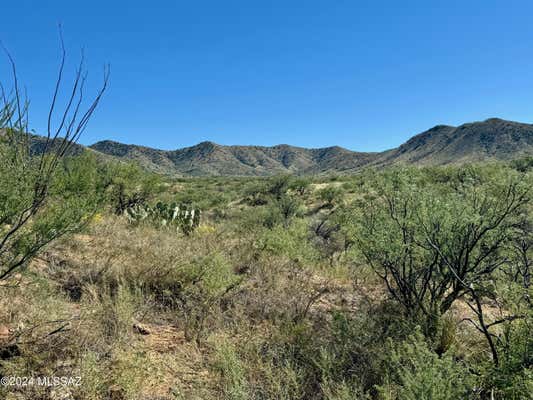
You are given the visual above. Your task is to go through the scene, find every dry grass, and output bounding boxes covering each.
[0,206,506,399]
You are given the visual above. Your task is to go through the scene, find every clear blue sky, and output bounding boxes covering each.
[1,0,533,151]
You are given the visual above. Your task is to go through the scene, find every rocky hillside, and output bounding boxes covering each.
[24,118,533,176]
[89,140,379,176]
[375,118,533,166]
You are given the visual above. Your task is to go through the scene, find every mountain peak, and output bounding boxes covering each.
[428,124,455,131]
[387,118,533,165]
[483,117,506,124]
[196,140,219,147]
[64,117,533,176]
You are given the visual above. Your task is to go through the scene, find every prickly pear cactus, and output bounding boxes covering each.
[124,201,201,235]
[171,205,201,235]
[124,204,150,223]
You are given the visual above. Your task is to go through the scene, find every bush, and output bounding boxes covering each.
[289,178,311,196]
[318,186,344,207]
[257,219,319,263]
[267,175,293,199]
[510,156,533,172]
[213,340,250,400]
[263,194,304,228]
[376,332,475,400]
[0,149,105,280]
[0,45,107,281]
[350,167,529,336]
[479,284,533,398]
[105,161,164,214]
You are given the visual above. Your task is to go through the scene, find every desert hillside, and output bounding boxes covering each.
[83,118,533,175]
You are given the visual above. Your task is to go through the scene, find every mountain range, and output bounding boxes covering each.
[32,118,533,176]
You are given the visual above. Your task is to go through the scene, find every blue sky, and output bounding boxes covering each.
[1,0,533,151]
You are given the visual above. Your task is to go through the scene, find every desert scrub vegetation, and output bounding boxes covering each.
[0,37,108,282]
[0,157,531,399]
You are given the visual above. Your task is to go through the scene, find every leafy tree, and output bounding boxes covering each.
[351,168,530,340]
[0,37,108,280]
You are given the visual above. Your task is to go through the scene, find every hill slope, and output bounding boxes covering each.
[24,117,533,176]
[90,140,380,176]
[375,118,533,166]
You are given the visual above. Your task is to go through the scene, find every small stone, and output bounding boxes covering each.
[133,322,151,335]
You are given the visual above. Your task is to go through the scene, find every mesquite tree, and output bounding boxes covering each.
[350,167,530,352]
[0,34,109,280]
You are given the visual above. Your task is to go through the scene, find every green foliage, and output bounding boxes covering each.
[172,177,245,209]
[214,340,250,400]
[76,286,154,400]
[178,253,242,341]
[212,334,304,400]
[314,311,389,398]
[2,153,532,399]
[244,181,270,206]
[276,194,304,226]
[376,332,474,400]
[267,175,293,200]
[0,48,107,281]
[0,148,105,279]
[322,381,371,400]
[349,166,530,334]
[479,274,533,398]
[105,161,164,214]
[262,194,304,228]
[482,317,533,399]
[310,216,348,266]
[510,155,533,172]
[318,186,344,207]
[257,219,319,263]
[289,177,311,196]
[244,175,295,207]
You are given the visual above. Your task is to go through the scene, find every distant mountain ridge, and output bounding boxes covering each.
[28,118,533,176]
[377,118,533,166]
[89,140,380,175]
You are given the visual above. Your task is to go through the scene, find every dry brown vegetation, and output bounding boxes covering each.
[0,162,532,400]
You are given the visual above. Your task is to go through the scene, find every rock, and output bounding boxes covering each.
[133,322,151,335]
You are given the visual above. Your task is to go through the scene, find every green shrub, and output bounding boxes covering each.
[178,253,242,342]
[257,219,319,263]
[213,340,250,400]
[318,186,344,207]
[350,167,529,336]
[0,150,105,280]
[263,194,303,228]
[105,161,164,214]
[0,46,107,281]
[479,293,533,398]
[267,175,293,199]
[376,332,474,400]
[289,177,311,196]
